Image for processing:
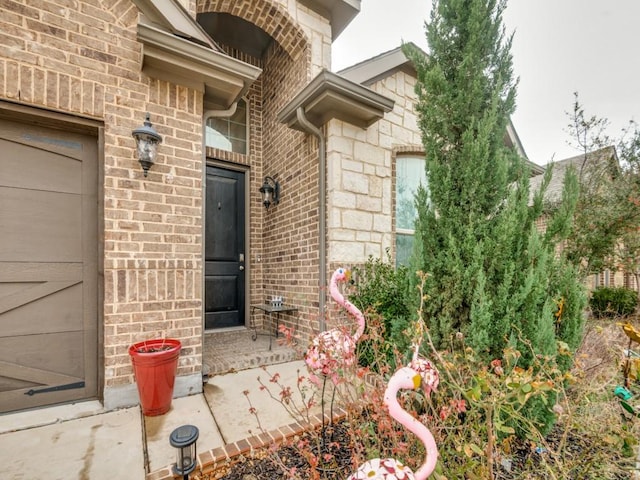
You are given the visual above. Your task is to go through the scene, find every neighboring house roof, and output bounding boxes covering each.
[337,45,544,175]
[337,44,418,85]
[529,146,619,204]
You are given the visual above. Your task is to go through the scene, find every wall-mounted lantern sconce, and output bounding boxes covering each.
[132,112,163,177]
[169,424,199,479]
[259,176,280,210]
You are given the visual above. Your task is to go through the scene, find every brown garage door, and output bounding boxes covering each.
[0,116,98,413]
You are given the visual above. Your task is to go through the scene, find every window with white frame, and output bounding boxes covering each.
[205,98,248,154]
[395,154,427,267]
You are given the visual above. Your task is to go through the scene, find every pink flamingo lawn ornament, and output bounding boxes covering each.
[304,267,365,385]
[348,364,440,480]
[304,267,365,439]
[407,347,439,398]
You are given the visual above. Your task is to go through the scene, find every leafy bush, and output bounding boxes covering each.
[350,253,412,369]
[589,286,638,318]
[249,305,640,479]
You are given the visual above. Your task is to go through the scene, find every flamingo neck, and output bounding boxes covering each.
[344,299,365,341]
[384,377,438,480]
[329,277,345,306]
[329,274,365,342]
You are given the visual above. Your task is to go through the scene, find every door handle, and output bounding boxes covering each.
[239,265,244,271]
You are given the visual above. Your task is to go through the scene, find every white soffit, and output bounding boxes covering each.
[301,0,360,40]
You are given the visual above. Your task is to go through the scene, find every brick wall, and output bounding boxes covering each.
[260,41,320,339]
[199,0,329,72]
[0,0,342,406]
[198,0,334,341]
[0,0,205,400]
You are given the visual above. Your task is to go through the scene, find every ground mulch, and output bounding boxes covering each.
[217,422,353,479]
[214,419,634,479]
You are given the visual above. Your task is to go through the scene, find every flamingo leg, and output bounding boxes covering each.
[320,375,327,449]
[329,381,337,440]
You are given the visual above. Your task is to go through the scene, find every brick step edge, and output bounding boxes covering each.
[145,406,349,480]
[146,371,381,480]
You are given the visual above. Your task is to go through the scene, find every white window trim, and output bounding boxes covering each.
[205,98,249,155]
[394,152,427,266]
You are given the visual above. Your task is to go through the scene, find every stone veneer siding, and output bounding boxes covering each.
[326,70,423,265]
[0,0,338,409]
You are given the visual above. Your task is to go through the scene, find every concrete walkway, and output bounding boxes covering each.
[2,359,639,479]
[0,360,314,480]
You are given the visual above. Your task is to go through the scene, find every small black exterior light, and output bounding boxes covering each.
[169,424,199,479]
[259,176,280,210]
[132,112,163,177]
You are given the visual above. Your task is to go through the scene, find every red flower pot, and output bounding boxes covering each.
[129,339,181,416]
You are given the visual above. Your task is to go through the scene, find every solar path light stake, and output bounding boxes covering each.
[169,424,199,479]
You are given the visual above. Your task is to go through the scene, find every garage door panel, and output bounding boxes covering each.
[0,117,88,161]
[0,331,85,380]
[0,384,88,412]
[0,375,36,393]
[0,283,83,337]
[0,360,80,389]
[0,282,31,299]
[0,188,82,262]
[0,262,83,282]
[0,115,98,413]
[0,138,82,194]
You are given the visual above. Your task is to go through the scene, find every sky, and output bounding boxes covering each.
[332,0,640,166]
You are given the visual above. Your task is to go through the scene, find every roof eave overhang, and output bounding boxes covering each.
[505,119,544,174]
[338,46,416,85]
[130,0,219,49]
[278,70,394,131]
[300,0,360,40]
[136,21,262,109]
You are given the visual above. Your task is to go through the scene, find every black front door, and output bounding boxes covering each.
[205,165,246,329]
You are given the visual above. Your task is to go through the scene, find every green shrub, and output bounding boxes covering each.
[589,286,638,318]
[350,253,412,370]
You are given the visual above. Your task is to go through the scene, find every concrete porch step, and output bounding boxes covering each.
[203,329,301,376]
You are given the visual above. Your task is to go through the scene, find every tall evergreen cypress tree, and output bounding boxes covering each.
[403,0,586,399]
